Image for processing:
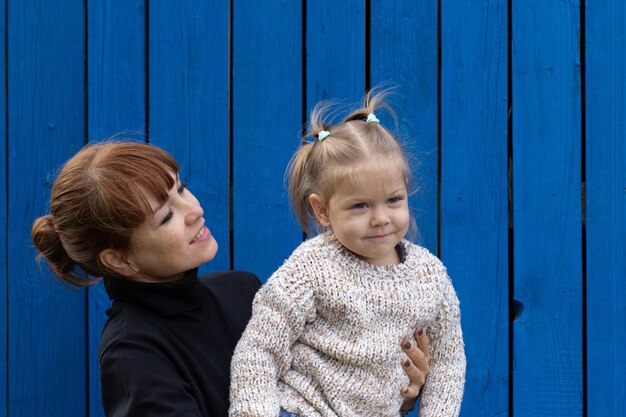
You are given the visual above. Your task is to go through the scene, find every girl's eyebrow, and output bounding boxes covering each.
[389,187,408,195]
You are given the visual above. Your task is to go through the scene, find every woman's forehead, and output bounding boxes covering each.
[141,171,179,213]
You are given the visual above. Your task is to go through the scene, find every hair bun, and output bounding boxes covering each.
[31,214,77,281]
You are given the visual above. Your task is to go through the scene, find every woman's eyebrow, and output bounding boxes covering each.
[152,199,167,213]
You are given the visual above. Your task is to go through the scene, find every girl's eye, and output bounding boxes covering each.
[353,203,367,210]
[388,196,404,205]
[160,209,173,226]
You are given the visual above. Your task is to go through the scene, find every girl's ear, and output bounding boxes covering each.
[309,193,331,227]
[98,249,138,278]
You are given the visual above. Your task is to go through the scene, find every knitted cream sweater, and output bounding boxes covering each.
[230,232,465,417]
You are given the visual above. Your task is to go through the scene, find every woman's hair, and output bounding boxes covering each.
[31,141,179,287]
[287,88,411,236]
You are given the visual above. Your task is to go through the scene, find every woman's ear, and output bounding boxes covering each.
[98,249,138,278]
[309,194,331,227]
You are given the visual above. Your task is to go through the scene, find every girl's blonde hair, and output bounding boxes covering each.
[31,141,179,287]
[287,89,411,236]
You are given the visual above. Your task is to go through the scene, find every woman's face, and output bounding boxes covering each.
[124,174,218,282]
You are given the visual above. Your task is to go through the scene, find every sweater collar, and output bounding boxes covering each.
[319,231,427,282]
[104,268,208,316]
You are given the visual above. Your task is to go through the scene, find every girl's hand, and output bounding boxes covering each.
[399,328,431,412]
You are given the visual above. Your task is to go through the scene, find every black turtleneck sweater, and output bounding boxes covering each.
[99,269,261,417]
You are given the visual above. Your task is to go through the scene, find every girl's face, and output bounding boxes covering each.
[312,161,410,265]
[124,174,218,282]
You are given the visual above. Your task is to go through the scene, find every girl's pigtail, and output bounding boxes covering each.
[343,87,395,125]
[287,143,315,236]
[306,101,335,142]
[31,215,85,287]
[288,101,337,236]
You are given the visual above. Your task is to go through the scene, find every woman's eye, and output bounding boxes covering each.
[178,180,188,194]
[160,210,173,225]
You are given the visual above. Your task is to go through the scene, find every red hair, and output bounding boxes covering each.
[31,141,179,286]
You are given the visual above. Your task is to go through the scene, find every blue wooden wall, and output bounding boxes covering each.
[1,1,624,416]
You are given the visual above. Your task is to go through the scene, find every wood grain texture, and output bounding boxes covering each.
[7,2,86,416]
[370,5,439,412]
[512,1,582,416]
[306,0,364,111]
[233,1,303,282]
[88,0,147,141]
[371,0,438,254]
[3,3,625,415]
[585,0,626,414]
[441,1,509,416]
[86,1,147,416]
[0,1,6,415]
[150,0,230,274]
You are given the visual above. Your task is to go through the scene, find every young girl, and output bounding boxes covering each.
[31,140,430,417]
[229,91,466,417]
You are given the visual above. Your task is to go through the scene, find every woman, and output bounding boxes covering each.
[31,141,430,417]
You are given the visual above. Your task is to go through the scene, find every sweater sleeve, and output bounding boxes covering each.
[101,339,204,417]
[418,271,466,417]
[229,264,315,417]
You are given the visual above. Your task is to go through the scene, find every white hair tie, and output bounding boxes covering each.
[318,130,330,141]
[366,113,380,124]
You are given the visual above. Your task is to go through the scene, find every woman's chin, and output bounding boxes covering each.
[202,236,219,263]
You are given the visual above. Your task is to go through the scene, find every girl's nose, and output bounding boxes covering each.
[371,207,390,226]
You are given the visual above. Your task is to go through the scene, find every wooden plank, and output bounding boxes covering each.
[150,0,230,274]
[585,0,626,414]
[440,1,509,416]
[7,2,86,416]
[512,1,582,416]
[371,0,438,254]
[0,0,6,415]
[306,0,364,110]
[88,0,147,141]
[370,5,439,412]
[86,1,147,416]
[233,1,303,282]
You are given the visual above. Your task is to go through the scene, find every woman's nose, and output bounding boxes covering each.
[184,201,204,225]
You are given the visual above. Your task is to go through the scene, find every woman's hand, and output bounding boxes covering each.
[399,328,431,412]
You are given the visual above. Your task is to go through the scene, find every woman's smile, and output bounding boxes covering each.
[125,174,219,282]
[191,225,211,244]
